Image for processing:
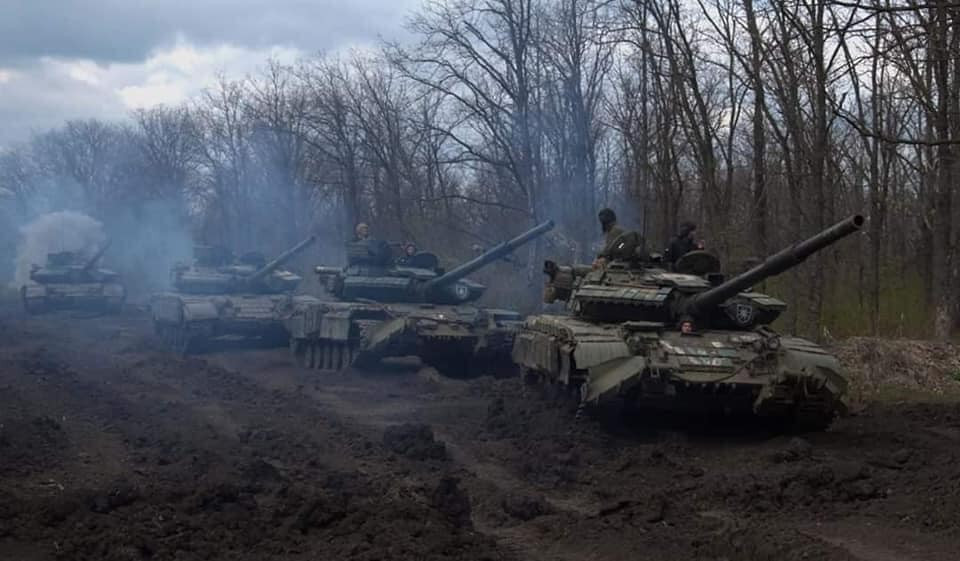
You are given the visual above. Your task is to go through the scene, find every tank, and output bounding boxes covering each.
[20,241,126,314]
[150,235,318,353]
[511,214,865,431]
[284,220,555,375]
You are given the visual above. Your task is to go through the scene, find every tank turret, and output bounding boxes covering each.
[317,220,554,305]
[542,215,864,331]
[29,241,119,284]
[172,235,316,295]
[21,240,125,314]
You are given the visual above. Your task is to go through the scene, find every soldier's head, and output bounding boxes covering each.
[354,222,369,240]
[404,242,417,256]
[598,208,617,232]
[678,221,696,239]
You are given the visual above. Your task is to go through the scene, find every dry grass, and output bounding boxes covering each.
[831,336,960,407]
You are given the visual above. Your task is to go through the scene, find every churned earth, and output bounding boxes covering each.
[1,299,960,561]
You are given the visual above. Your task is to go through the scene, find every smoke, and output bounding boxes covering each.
[9,203,195,301]
[104,200,194,299]
[13,211,106,286]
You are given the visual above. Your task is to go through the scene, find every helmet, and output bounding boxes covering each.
[598,208,617,224]
[678,221,697,236]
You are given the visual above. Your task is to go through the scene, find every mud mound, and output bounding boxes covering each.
[4,460,505,561]
[15,347,73,377]
[431,476,473,528]
[0,415,68,475]
[702,525,859,561]
[834,337,960,402]
[383,423,447,460]
[501,494,552,521]
[715,457,885,514]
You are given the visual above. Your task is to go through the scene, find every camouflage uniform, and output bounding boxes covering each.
[594,208,624,267]
[598,224,626,260]
[665,221,698,265]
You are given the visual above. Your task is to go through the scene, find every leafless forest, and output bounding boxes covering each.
[0,0,955,339]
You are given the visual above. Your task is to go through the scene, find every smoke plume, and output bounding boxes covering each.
[13,211,106,286]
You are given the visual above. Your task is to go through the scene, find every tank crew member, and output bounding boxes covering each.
[396,242,418,265]
[354,222,370,241]
[593,208,625,268]
[664,221,701,266]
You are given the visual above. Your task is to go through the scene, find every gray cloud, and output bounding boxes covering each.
[1,0,416,65]
[0,0,419,148]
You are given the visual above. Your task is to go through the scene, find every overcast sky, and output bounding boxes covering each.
[0,0,419,148]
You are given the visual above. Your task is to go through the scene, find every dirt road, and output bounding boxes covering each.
[2,303,959,560]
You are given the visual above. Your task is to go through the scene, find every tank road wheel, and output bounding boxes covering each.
[298,340,355,372]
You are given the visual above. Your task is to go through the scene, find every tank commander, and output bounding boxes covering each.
[593,208,625,269]
[664,221,702,267]
[396,242,418,265]
[354,222,370,241]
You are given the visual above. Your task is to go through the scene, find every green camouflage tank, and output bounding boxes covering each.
[284,220,554,376]
[150,236,317,353]
[21,241,126,314]
[512,215,864,431]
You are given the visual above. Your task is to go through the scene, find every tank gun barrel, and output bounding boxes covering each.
[82,240,111,271]
[685,214,864,316]
[422,220,555,292]
[247,235,317,284]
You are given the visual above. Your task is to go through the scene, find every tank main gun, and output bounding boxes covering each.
[682,214,864,317]
[82,240,112,272]
[245,235,317,286]
[422,220,555,293]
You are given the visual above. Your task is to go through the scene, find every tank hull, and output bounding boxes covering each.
[150,292,319,354]
[511,315,848,431]
[284,301,523,376]
[21,282,126,314]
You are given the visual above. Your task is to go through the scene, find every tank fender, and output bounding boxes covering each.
[318,311,353,341]
[363,317,409,354]
[778,337,847,393]
[511,331,559,372]
[584,356,647,403]
[572,340,631,370]
[284,314,310,339]
[150,296,184,323]
[182,300,219,322]
[752,336,849,415]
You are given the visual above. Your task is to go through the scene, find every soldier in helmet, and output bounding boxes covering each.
[664,221,702,267]
[593,208,625,269]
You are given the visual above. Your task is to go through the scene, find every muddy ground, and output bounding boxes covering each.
[1,303,959,561]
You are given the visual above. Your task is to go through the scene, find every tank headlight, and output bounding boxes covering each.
[766,336,781,350]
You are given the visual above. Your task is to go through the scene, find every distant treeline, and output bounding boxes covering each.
[0,0,952,338]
